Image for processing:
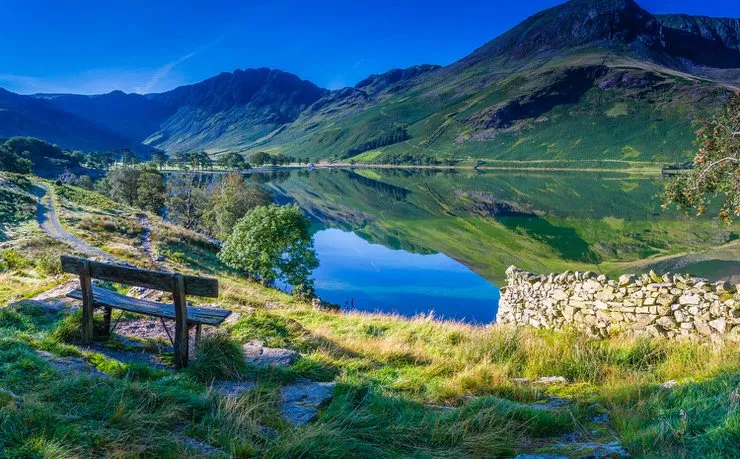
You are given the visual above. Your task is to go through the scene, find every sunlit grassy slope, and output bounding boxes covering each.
[251,52,734,164]
[0,183,737,456]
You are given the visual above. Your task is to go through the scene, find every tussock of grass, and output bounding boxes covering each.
[188,334,249,383]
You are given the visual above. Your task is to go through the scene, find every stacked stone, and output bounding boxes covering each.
[497,266,739,342]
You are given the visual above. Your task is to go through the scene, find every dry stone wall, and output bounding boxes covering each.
[496,266,739,342]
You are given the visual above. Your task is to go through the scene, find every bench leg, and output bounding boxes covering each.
[194,324,202,351]
[79,261,95,344]
[102,307,112,338]
[172,274,189,369]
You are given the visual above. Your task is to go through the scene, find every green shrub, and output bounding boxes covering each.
[1,249,31,270]
[35,253,62,276]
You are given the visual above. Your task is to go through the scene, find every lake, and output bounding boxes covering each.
[250,168,739,322]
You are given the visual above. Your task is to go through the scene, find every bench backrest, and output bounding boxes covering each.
[60,255,218,298]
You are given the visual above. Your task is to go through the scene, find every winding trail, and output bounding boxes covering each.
[34,183,115,262]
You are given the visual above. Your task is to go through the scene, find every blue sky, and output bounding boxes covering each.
[1,0,737,95]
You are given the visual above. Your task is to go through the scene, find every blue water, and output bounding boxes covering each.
[311,229,500,323]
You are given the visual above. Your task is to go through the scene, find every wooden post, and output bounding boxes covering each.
[79,260,95,344]
[194,324,202,351]
[172,274,189,368]
[102,307,112,338]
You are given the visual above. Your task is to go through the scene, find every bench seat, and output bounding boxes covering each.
[67,286,231,327]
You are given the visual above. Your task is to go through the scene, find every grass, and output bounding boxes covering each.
[0,178,737,456]
[0,293,736,457]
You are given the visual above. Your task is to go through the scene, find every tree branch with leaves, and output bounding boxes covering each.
[662,93,740,223]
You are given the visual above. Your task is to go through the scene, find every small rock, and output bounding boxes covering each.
[243,340,299,367]
[36,350,108,378]
[618,274,636,286]
[211,380,257,397]
[535,376,569,384]
[716,281,736,294]
[708,317,727,334]
[661,380,678,389]
[281,380,336,425]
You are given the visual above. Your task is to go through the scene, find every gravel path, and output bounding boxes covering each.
[34,183,115,262]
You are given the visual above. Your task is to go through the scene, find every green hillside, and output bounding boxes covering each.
[3,0,739,164]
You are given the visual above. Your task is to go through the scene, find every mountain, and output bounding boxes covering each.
[142,68,327,153]
[33,90,173,141]
[0,88,144,153]
[6,0,740,164]
[250,0,739,164]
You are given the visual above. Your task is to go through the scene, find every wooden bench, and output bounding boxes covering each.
[61,255,230,368]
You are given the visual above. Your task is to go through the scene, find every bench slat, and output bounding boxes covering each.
[67,287,231,326]
[61,256,218,298]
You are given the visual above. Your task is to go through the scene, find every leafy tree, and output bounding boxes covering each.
[151,151,169,170]
[85,151,115,170]
[0,145,32,174]
[73,175,94,190]
[216,152,248,171]
[167,173,209,230]
[172,151,191,170]
[107,166,140,205]
[204,173,271,240]
[136,166,166,214]
[119,149,139,165]
[663,94,740,223]
[219,204,319,291]
[250,151,271,166]
[2,137,82,171]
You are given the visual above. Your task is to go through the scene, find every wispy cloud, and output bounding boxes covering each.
[136,33,228,94]
[136,51,197,94]
[0,32,230,95]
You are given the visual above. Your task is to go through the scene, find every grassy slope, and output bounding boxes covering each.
[0,174,78,304]
[0,183,738,456]
[251,52,733,164]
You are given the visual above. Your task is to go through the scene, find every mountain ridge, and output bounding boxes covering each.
[2,0,738,162]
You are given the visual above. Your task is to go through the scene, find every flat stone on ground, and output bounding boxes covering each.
[36,350,108,378]
[211,380,257,397]
[243,340,299,367]
[280,380,336,425]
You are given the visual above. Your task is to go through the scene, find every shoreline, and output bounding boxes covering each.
[156,160,666,175]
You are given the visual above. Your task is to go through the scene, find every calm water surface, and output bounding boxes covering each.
[246,168,740,323]
[312,228,500,323]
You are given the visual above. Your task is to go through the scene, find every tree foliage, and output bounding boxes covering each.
[106,165,166,214]
[136,167,167,213]
[250,151,271,166]
[219,204,319,290]
[0,137,83,173]
[663,94,740,223]
[203,173,271,240]
[107,166,141,206]
[166,173,209,230]
[0,145,32,174]
[215,152,249,171]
